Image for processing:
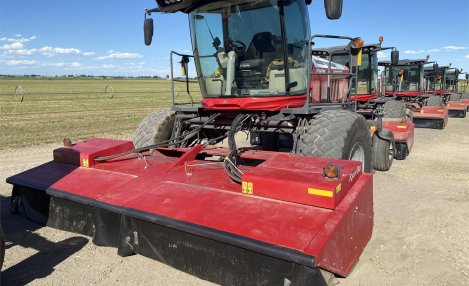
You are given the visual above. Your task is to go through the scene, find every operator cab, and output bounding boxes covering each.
[312,44,381,96]
[443,69,460,92]
[424,65,449,92]
[190,0,309,97]
[379,59,428,93]
[144,0,344,111]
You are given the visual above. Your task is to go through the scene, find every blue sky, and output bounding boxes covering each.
[1,0,468,77]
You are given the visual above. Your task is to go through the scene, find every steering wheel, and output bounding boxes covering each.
[225,39,246,53]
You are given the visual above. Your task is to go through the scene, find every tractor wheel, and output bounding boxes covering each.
[133,108,175,149]
[449,93,461,101]
[426,95,444,106]
[383,100,406,119]
[295,110,372,173]
[461,93,469,99]
[372,130,394,171]
[0,225,4,270]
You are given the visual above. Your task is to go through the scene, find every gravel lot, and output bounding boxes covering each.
[1,117,468,286]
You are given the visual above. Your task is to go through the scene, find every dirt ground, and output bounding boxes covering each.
[1,117,468,286]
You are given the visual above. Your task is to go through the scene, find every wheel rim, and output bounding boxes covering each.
[349,142,365,170]
[388,143,394,162]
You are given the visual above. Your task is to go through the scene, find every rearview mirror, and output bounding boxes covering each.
[466,74,469,80]
[144,18,154,46]
[324,0,343,20]
[391,50,399,66]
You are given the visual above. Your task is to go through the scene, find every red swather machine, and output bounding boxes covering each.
[7,0,376,284]
[312,42,414,167]
[424,65,467,118]
[379,58,449,129]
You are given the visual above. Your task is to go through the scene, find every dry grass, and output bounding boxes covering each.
[0,77,200,149]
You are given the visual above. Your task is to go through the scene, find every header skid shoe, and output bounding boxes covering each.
[7,138,373,285]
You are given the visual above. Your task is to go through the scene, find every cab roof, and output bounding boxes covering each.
[379,58,428,66]
[311,43,382,56]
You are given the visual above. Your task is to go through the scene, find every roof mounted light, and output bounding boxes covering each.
[351,38,364,49]
[379,36,383,45]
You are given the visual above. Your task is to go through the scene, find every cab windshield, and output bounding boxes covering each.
[190,0,309,97]
[424,70,445,90]
[330,52,378,95]
[385,65,423,92]
[445,73,457,90]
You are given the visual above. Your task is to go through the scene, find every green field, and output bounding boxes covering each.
[0,77,200,149]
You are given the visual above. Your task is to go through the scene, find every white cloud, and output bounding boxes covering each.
[465,55,469,59]
[442,45,468,50]
[47,62,65,67]
[427,48,440,53]
[38,46,82,56]
[2,44,95,57]
[0,35,37,44]
[403,50,425,54]
[97,51,143,60]
[43,62,82,68]
[4,49,33,56]
[4,59,39,66]
[2,42,25,50]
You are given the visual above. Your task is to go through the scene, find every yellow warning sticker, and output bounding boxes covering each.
[82,158,89,167]
[335,183,342,194]
[308,188,333,198]
[357,49,362,66]
[397,125,407,129]
[242,182,254,195]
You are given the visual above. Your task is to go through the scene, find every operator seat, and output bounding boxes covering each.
[243,32,283,73]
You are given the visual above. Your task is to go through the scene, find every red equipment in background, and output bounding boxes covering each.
[379,59,449,129]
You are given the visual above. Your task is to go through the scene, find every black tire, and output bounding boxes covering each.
[295,110,372,173]
[0,225,5,270]
[461,93,469,100]
[372,130,394,171]
[394,142,408,160]
[426,95,444,106]
[449,93,461,101]
[133,108,175,149]
[383,100,406,119]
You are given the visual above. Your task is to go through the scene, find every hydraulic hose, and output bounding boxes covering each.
[94,113,220,162]
[224,114,251,183]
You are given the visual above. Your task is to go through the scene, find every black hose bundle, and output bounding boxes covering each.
[94,113,220,162]
[223,114,251,183]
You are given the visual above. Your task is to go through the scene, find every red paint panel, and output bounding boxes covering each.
[382,121,415,150]
[446,102,466,111]
[414,106,449,127]
[54,138,134,167]
[124,180,332,251]
[51,168,136,199]
[304,174,373,277]
[351,94,378,102]
[201,96,306,111]
[242,154,362,209]
[97,179,162,206]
